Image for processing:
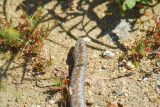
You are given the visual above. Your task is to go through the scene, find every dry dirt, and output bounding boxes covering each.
[0,0,160,107]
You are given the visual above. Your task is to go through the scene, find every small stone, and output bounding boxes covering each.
[49,100,55,105]
[144,9,153,16]
[37,105,41,107]
[125,61,134,69]
[83,37,91,42]
[107,101,119,107]
[91,54,99,59]
[51,55,54,60]
[119,67,127,73]
[102,65,108,69]
[147,67,152,71]
[27,72,32,76]
[86,97,94,105]
[113,88,123,96]
[103,51,114,59]
[88,90,93,96]
[149,96,157,102]
[61,22,68,29]
[143,77,148,81]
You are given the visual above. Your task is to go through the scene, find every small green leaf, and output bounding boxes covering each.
[135,41,147,55]
[122,0,152,11]
[6,28,20,41]
[0,28,6,37]
[136,0,152,5]
[49,60,53,66]
[39,36,43,42]
[27,16,32,21]
[45,30,49,35]
[158,24,160,32]
[123,0,136,11]
[134,61,139,68]
[32,21,39,29]
[38,5,43,12]
[52,78,62,86]
[120,10,125,17]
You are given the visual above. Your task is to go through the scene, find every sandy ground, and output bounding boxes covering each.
[0,0,160,107]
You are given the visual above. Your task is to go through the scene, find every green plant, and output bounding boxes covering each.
[0,5,52,75]
[118,0,152,16]
[131,22,160,67]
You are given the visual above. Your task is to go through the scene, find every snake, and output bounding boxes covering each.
[70,38,88,107]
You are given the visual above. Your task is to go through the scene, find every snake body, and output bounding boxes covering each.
[70,38,88,107]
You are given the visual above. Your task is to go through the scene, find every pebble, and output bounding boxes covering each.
[112,19,131,40]
[83,37,91,42]
[144,9,153,16]
[37,105,41,107]
[49,100,55,105]
[113,88,123,96]
[125,61,134,69]
[118,66,127,73]
[86,97,94,105]
[103,50,114,59]
[107,101,119,107]
[102,65,108,69]
[51,55,54,60]
[149,96,157,102]
[88,90,93,96]
[91,54,99,59]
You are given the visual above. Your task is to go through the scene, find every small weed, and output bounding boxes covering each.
[131,22,160,67]
[118,0,152,16]
[0,5,51,76]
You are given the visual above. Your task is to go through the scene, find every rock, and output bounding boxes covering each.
[125,61,134,69]
[144,9,153,16]
[49,100,55,104]
[37,105,41,107]
[118,66,127,73]
[149,96,158,102]
[102,65,108,69]
[83,37,91,42]
[112,19,131,40]
[103,50,114,59]
[88,90,93,96]
[113,88,123,96]
[86,97,94,105]
[91,54,99,59]
[107,101,119,107]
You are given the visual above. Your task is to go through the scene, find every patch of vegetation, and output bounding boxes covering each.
[0,5,52,75]
[118,0,152,16]
[132,22,160,67]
